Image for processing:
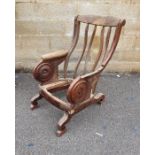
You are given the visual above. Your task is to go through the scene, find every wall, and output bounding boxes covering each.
[15,0,140,72]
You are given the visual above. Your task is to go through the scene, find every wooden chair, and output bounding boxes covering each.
[31,15,126,136]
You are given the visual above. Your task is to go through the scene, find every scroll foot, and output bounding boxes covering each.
[94,93,105,105]
[30,93,42,110]
[56,112,71,137]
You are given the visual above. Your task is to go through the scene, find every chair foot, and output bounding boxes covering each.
[94,93,105,105]
[30,93,42,110]
[30,104,40,110]
[56,112,71,137]
[56,127,67,137]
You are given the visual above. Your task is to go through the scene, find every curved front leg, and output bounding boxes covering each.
[30,93,42,110]
[56,112,72,137]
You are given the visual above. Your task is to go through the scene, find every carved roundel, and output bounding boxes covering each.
[67,78,91,104]
[33,62,53,83]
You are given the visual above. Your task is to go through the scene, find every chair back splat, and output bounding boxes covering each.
[64,15,126,78]
[31,15,126,137]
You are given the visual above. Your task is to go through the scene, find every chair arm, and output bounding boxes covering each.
[41,50,68,61]
[81,66,104,93]
[67,67,104,104]
[33,50,68,84]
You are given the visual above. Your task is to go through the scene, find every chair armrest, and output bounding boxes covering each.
[67,66,104,103]
[41,50,68,61]
[33,50,68,84]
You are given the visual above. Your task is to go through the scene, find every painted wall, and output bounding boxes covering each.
[15,0,140,72]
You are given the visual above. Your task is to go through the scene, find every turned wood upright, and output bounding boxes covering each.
[31,15,126,136]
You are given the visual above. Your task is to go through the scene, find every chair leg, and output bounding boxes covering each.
[30,93,42,110]
[94,93,105,105]
[56,112,72,137]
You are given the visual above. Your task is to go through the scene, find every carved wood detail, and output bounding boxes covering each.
[33,62,54,83]
[67,77,91,104]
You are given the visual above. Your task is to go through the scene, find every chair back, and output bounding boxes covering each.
[64,15,126,78]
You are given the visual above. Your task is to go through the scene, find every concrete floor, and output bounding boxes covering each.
[15,73,140,155]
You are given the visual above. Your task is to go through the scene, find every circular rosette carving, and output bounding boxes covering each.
[33,62,54,83]
[67,77,91,104]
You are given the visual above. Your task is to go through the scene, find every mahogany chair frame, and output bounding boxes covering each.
[31,15,126,136]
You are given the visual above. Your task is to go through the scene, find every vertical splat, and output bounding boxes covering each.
[83,25,97,74]
[64,20,80,78]
[105,27,112,51]
[92,26,105,71]
[73,24,89,78]
[102,22,123,68]
[103,27,112,59]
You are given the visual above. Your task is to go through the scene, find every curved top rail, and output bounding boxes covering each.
[77,15,126,27]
